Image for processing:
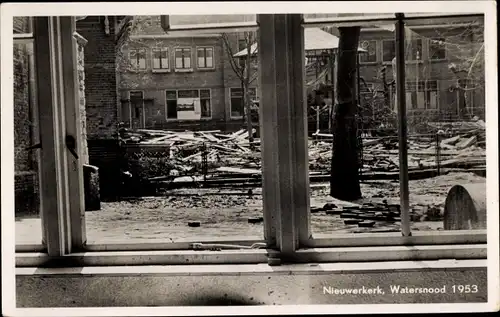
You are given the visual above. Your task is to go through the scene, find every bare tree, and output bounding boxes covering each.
[221,32,258,145]
[330,27,362,201]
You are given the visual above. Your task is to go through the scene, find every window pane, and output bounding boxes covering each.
[152,56,161,69]
[166,90,177,100]
[231,97,244,117]
[178,90,199,98]
[166,100,178,119]
[14,41,42,245]
[359,40,377,63]
[198,57,205,68]
[206,57,213,68]
[430,38,446,60]
[184,57,191,68]
[200,89,210,99]
[201,99,211,118]
[382,40,395,62]
[175,57,184,68]
[13,16,32,34]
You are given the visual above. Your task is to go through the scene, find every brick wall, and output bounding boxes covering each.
[77,16,122,199]
[13,17,40,215]
[76,16,119,140]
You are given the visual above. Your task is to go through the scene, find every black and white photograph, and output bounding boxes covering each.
[1,1,498,316]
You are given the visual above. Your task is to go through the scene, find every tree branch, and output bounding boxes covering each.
[221,33,244,80]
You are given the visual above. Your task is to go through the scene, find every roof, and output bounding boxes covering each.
[234,27,365,57]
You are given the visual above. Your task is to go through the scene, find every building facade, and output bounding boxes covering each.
[117,15,485,133]
[117,16,257,132]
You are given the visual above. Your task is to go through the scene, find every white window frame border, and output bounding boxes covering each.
[151,46,170,72]
[174,46,193,72]
[14,14,489,267]
[196,46,215,70]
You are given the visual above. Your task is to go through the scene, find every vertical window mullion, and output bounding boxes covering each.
[34,16,77,256]
[61,16,86,248]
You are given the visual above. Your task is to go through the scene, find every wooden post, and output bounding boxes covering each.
[258,14,310,262]
[395,13,411,237]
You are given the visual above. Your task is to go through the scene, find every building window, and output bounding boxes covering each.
[152,47,169,69]
[407,39,423,61]
[175,48,192,69]
[130,91,144,118]
[382,40,395,63]
[165,89,211,119]
[359,40,377,63]
[197,47,214,69]
[405,80,438,110]
[230,87,257,118]
[238,39,247,51]
[200,89,212,118]
[383,39,423,62]
[429,38,446,60]
[129,48,147,70]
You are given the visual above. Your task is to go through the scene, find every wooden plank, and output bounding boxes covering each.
[216,167,262,175]
[455,136,477,150]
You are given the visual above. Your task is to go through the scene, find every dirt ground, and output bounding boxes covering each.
[15,172,486,244]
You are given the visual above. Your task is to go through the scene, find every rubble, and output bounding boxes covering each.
[119,122,485,186]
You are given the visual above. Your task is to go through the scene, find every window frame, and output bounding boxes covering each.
[174,47,193,72]
[358,40,378,64]
[429,37,447,61]
[164,88,212,121]
[129,90,146,128]
[128,47,147,70]
[151,47,170,72]
[196,46,215,70]
[15,14,489,266]
[230,87,257,119]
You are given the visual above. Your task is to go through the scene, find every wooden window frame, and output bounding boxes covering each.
[14,15,489,266]
[429,37,447,61]
[196,46,215,70]
[199,88,212,119]
[230,87,257,119]
[151,47,169,72]
[164,88,212,121]
[359,40,378,64]
[174,47,193,72]
[128,48,147,70]
[129,90,145,128]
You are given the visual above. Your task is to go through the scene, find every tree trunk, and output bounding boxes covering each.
[330,27,362,201]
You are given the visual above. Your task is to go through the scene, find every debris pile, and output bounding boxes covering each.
[119,121,485,185]
[314,201,444,228]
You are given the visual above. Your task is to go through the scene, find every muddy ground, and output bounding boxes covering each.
[15,172,486,244]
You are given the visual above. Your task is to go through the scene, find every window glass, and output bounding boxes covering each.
[14,40,42,245]
[309,14,485,238]
[359,40,377,63]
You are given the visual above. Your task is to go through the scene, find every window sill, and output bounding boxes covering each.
[15,244,486,267]
[152,69,170,73]
[197,67,216,72]
[359,61,379,65]
[165,117,212,122]
[16,259,487,276]
[174,68,194,73]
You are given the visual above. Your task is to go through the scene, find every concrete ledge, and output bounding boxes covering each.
[16,260,488,307]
